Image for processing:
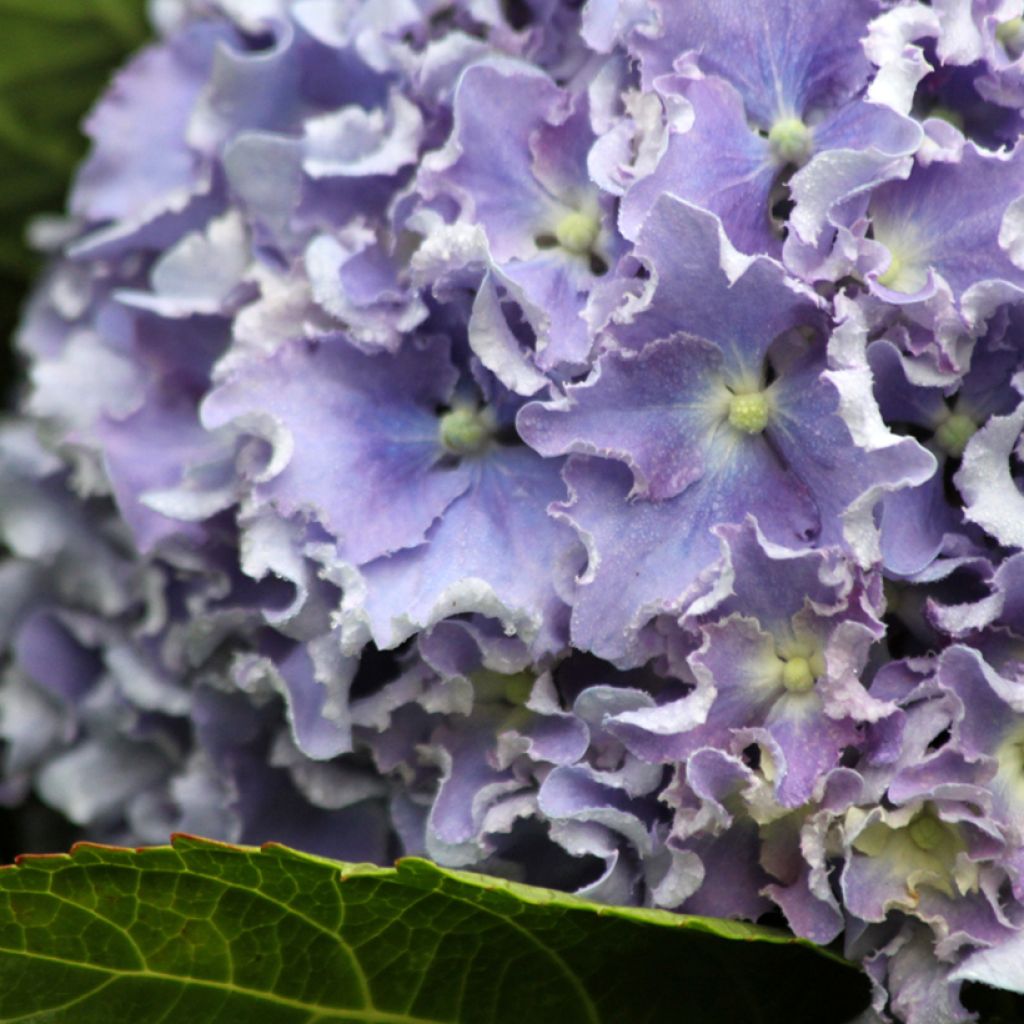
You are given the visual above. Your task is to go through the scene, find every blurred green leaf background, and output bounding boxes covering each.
[0,0,150,398]
[0,0,150,860]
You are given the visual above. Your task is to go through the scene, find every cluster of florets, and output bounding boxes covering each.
[2,1,1024,1019]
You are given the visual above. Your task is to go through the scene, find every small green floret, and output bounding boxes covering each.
[908,813,947,852]
[439,405,493,456]
[470,669,535,731]
[554,210,600,255]
[934,411,976,458]
[997,17,1024,56]
[472,668,535,706]
[728,391,770,434]
[768,116,813,167]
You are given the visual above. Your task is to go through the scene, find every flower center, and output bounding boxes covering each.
[908,813,946,852]
[876,252,903,289]
[728,391,770,434]
[439,404,494,456]
[869,216,930,295]
[768,116,813,167]
[934,411,977,458]
[781,656,816,693]
[554,210,600,255]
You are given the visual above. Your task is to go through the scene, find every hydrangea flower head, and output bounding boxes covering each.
[3,2,1024,1021]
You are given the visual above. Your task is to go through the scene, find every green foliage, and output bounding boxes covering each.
[0,0,148,396]
[0,835,868,1023]
[0,0,149,278]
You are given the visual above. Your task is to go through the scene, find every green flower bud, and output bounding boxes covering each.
[554,210,600,255]
[908,813,947,852]
[439,405,494,456]
[768,116,813,167]
[934,411,976,459]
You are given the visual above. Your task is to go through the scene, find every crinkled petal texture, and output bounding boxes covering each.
[339,447,577,657]
[419,63,616,369]
[956,379,1024,550]
[612,196,823,357]
[635,0,879,123]
[619,77,780,255]
[8,3,1024,1020]
[866,143,1024,304]
[71,21,225,226]
[520,199,932,661]
[203,334,466,564]
[620,75,920,259]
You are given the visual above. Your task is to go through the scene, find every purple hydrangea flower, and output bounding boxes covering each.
[3,2,1024,1019]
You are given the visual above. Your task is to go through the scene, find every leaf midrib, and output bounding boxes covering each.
[7,864,385,1018]
[0,946,453,1024]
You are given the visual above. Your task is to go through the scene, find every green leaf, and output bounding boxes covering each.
[0,0,149,279]
[0,835,868,1023]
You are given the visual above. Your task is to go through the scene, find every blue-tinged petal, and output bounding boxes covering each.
[620,77,778,256]
[114,212,252,319]
[704,518,856,632]
[773,343,936,552]
[553,448,819,664]
[37,738,172,828]
[304,89,424,179]
[615,195,825,363]
[71,22,224,226]
[95,374,231,552]
[338,448,576,657]
[952,928,1024,1000]
[466,272,549,396]
[419,63,568,261]
[866,144,1024,307]
[519,335,726,501]
[417,63,618,369]
[538,764,657,857]
[634,0,880,126]
[305,225,428,355]
[423,723,526,867]
[869,923,978,1024]
[202,333,469,564]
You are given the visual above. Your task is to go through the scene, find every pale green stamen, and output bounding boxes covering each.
[439,405,494,456]
[728,391,770,434]
[768,117,814,167]
[993,727,1024,807]
[935,411,977,458]
[1000,738,1024,775]
[877,252,903,289]
[554,211,600,255]
[908,814,947,852]
[997,17,1024,56]
[781,656,816,693]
